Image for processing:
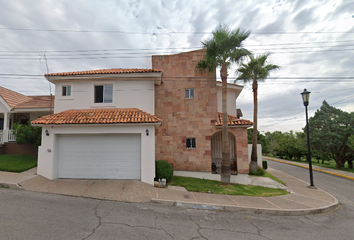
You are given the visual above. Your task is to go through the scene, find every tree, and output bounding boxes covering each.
[13,121,42,148]
[247,128,269,154]
[273,131,307,161]
[349,135,354,151]
[308,101,354,168]
[235,53,279,172]
[196,24,250,184]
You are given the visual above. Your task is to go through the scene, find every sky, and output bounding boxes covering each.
[0,0,353,133]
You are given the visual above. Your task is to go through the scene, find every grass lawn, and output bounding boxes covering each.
[263,171,286,186]
[266,155,354,174]
[0,155,37,173]
[170,176,288,197]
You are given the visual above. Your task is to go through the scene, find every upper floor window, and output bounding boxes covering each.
[185,88,194,99]
[186,138,196,149]
[62,85,71,96]
[95,84,113,103]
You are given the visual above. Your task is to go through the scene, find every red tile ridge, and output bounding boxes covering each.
[45,68,162,77]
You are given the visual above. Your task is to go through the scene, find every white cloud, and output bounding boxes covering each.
[0,0,353,132]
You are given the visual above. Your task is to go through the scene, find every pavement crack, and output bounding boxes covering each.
[188,216,207,240]
[82,200,102,240]
[103,222,174,239]
[246,218,272,240]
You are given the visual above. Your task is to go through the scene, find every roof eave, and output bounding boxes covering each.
[215,124,253,128]
[45,72,163,85]
[32,122,162,127]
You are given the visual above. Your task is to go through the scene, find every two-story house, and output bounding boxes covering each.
[32,49,252,185]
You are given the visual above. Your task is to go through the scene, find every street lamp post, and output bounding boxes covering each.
[301,89,315,188]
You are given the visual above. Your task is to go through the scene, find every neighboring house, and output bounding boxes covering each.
[32,49,252,185]
[0,86,53,144]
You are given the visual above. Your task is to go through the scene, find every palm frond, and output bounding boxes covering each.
[196,24,251,75]
[235,53,279,83]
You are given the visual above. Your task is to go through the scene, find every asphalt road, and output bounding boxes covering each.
[1,162,354,240]
[268,160,354,209]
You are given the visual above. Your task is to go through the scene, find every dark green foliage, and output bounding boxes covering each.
[307,101,354,169]
[348,135,354,151]
[155,160,174,182]
[247,128,270,153]
[249,166,266,176]
[262,160,268,170]
[272,131,307,161]
[13,121,42,148]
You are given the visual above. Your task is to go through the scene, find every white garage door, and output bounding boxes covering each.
[57,134,141,179]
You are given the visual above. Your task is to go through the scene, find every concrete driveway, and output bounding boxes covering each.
[20,176,156,203]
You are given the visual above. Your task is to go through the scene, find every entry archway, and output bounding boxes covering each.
[211,131,237,174]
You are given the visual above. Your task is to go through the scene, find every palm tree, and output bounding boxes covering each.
[196,24,250,184]
[236,53,279,172]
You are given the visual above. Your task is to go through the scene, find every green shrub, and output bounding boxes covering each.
[249,166,266,176]
[155,160,174,182]
[262,160,268,170]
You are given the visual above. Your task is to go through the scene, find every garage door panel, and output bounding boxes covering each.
[58,134,141,179]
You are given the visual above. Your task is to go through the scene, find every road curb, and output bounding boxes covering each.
[149,198,340,216]
[263,157,354,181]
[0,182,22,189]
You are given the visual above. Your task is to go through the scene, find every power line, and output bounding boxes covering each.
[1,39,353,54]
[0,27,353,35]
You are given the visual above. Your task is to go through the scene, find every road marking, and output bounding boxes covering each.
[46,181,64,192]
[261,197,282,209]
[81,181,95,195]
[190,192,198,202]
[118,182,126,200]
[225,195,239,206]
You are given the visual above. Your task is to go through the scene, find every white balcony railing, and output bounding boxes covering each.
[8,130,16,142]
[0,130,17,144]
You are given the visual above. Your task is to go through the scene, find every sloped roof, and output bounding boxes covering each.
[31,108,162,125]
[45,68,162,77]
[0,86,53,110]
[0,86,31,108]
[216,112,253,127]
[13,95,54,109]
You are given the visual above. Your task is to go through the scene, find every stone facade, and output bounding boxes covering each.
[152,49,250,174]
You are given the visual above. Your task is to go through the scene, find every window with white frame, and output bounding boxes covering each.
[94,84,113,103]
[186,138,196,149]
[62,85,71,96]
[185,88,194,99]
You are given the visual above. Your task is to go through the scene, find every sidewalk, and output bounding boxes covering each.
[0,166,339,216]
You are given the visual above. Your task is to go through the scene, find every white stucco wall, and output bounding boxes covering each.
[0,100,9,112]
[37,124,157,185]
[53,79,155,115]
[216,83,243,116]
[248,144,262,166]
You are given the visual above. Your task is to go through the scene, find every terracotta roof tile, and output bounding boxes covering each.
[31,108,162,125]
[13,95,54,109]
[45,68,162,77]
[216,112,253,127]
[0,86,31,108]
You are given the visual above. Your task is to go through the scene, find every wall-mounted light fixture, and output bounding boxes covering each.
[146,129,149,136]
[45,129,49,136]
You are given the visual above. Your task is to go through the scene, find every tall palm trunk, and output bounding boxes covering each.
[221,64,230,184]
[250,79,258,172]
